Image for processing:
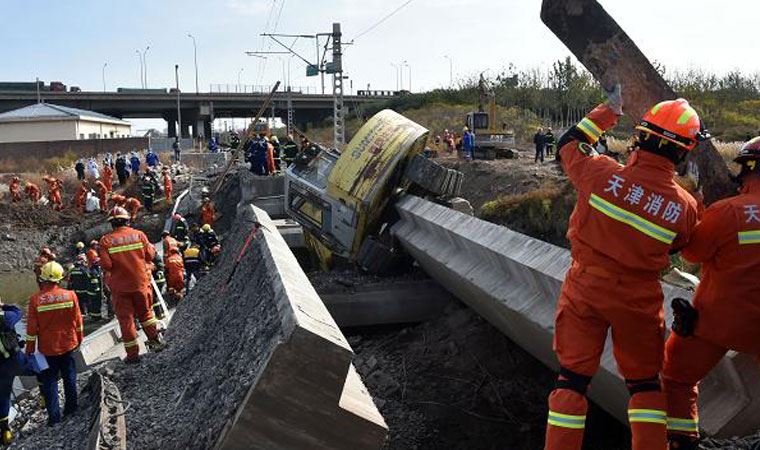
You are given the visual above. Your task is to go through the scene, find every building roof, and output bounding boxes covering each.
[0,103,130,126]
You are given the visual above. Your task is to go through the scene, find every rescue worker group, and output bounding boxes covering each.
[1,148,222,443]
[1,86,758,449]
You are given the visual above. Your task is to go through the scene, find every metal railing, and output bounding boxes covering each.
[208,84,318,95]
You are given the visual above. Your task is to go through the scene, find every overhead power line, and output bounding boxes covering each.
[351,0,414,42]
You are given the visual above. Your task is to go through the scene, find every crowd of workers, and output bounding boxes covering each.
[242,133,300,175]
[0,146,228,443]
[543,85,760,450]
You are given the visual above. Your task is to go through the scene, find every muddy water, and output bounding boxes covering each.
[0,271,37,309]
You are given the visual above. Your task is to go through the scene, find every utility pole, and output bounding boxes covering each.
[102,62,108,92]
[188,34,199,94]
[175,64,182,139]
[332,23,345,147]
[391,63,399,90]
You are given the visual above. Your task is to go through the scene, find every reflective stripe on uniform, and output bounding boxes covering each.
[37,301,74,312]
[25,335,36,341]
[123,339,139,348]
[108,242,145,254]
[738,230,760,245]
[667,417,699,432]
[577,117,603,142]
[141,317,158,328]
[628,409,667,425]
[589,194,677,244]
[547,411,586,429]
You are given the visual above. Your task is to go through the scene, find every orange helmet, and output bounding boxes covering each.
[108,206,130,221]
[112,194,126,204]
[636,99,702,151]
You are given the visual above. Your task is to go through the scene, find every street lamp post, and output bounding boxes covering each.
[135,50,143,87]
[390,63,399,91]
[143,46,151,88]
[444,55,453,88]
[403,61,411,92]
[187,34,199,94]
[102,62,108,92]
[237,68,244,92]
[175,64,181,139]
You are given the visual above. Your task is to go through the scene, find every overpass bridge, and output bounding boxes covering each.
[0,89,395,138]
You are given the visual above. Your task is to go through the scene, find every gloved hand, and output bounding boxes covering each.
[671,297,698,337]
[605,83,624,116]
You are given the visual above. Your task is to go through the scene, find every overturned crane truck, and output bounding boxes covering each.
[284,109,464,273]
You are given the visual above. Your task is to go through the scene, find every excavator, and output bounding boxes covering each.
[284,109,464,273]
[463,74,517,160]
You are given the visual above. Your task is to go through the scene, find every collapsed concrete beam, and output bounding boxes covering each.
[321,280,455,327]
[214,203,387,449]
[238,172,286,219]
[180,152,229,170]
[392,195,760,437]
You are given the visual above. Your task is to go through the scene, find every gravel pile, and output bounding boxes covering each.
[109,213,282,449]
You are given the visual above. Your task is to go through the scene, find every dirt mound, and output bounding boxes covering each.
[0,203,83,228]
[438,153,565,213]
[349,303,630,450]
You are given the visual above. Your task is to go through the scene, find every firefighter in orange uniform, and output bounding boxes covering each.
[544,86,702,450]
[25,261,83,425]
[111,194,126,208]
[161,231,178,257]
[165,247,185,302]
[98,207,165,363]
[45,176,63,211]
[8,177,21,202]
[94,180,108,211]
[86,240,100,267]
[662,136,760,450]
[125,197,142,222]
[73,180,88,212]
[200,197,216,227]
[102,164,114,192]
[25,182,41,203]
[162,169,173,203]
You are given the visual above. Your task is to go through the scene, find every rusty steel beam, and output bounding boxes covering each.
[541,0,737,204]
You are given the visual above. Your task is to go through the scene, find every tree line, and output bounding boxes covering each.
[375,57,760,142]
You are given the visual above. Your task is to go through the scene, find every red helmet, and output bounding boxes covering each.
[173,214,183,221]
[735,136,760,164]
[636,99,702,151]
[90,240,99,247]
[108,206,130,221]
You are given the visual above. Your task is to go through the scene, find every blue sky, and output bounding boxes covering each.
[2,0,758,130]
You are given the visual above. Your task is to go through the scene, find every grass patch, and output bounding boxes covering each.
[480,182,576,247]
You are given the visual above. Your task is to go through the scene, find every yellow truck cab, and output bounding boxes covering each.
[284,109,462,271]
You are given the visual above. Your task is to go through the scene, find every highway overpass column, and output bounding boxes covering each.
[167,118,177,139]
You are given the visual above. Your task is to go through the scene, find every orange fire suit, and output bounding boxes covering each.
[74,182,88,212]
[663,177,760,439]
[267,143,276,174]
[98,226,160,358]
[25,284,83,356]
[103,165,114,192]
[163,173,172,203]
[9,179,21,202]
[545,104,699,450]
[162,235,178,257]
[94,181,108,211]
[125,197,141,222]
[47,178,63,211]
[200,202,216,226]
[86,248,100,267]
[25,183,41,203]
[165,253,185,294]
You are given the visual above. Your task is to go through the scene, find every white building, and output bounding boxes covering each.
[0,103,132,143]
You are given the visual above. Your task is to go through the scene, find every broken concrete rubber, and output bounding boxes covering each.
[403,154,463,198]
[179,152,229,170]
[211,204,386,449]
[392,194,760,438]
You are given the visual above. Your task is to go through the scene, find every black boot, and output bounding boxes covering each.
[669,434,700,450]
